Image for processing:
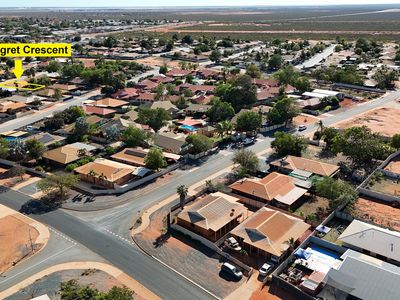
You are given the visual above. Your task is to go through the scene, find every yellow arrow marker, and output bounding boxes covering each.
[13,59,24,80]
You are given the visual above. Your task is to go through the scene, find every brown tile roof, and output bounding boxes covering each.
[149,75,175,84]
[167,69,193,77]
[50,84,78,91]
[230,172,306,203]
[43,145,80,164]
[136,93,156,102]
[83,105,116,116]
[270,156,339,177]
[178,192,247,231]
[231,207,310,256]
[0,101,26,113]
[93,98,128,108]
[111,88,139,100]
[75,158,135,183]
[136,79,158,90]
[111,147,147,167]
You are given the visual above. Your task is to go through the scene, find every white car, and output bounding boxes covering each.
[225,237,241,251]
[221,262,243,279]
[259,263,273,276]
[298,125,307,131]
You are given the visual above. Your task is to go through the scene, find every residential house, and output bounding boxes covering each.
[231,207,310,261]
[166,68,192,78]
[269,156,340,178]
[42,143,97,166]
[0,101,26,114]
[111,147,148,167]
[320,249,400,300]
[111,88,139,100]
[149,101,179,118]
[122,109,139,122]
[338,220,400,265]
[184,104,211,116]
[23,132,66,147]
[230,172,308,209]
[83,105,116,117]
[177,192,248,241]
[136,79,158,91]
[92,98,128,111]
[135,92,156,103]
[154,132,187,154]
[74,158,136,189]
[149,75,175,84]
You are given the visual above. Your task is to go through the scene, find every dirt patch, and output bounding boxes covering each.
[7,269,143,300]
[250,285,290,300]
[335,107,400,137]
[295,196,330,220]
[135,56,181,68]
[0,215,40,273]
[354,197,400,231]
[302,144,349,166]
[339,98,357,109]
[384,158,400,175]
[293,114,319,127]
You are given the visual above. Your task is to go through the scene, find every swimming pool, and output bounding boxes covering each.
[179,125,198,132]
[308,243,341,260]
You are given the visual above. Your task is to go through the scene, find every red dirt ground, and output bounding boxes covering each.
[354,197,400,231]
[0,215,39,273]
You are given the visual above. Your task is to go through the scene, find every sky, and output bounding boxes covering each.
[1,0,400,7]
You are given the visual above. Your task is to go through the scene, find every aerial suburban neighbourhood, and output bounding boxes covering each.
[0,2,400,300]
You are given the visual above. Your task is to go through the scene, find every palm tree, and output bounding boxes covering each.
[285,237,296,253]
[88,170,98,184]
[98,173,108,186]
[177,184,188,209]
[216,120,233,138]
[316,120,324,133]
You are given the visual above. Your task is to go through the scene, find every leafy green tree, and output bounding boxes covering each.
[8,139,26,161]
[122,126,149,147]
[137,108,171,132]
[322,127,340,150]
[232,149,259,176]
[268,54,282,70]
[294,76,311,93]
[221,75,257,110]
[332,126,395,170]
[37,174,79,200]
[25,139,45,160]
[44,114,65,131]
[271,131,308,157]
[144,147,167,171]
[373,66,398,89]
[186,134,213,154]
[209,49,222,63]
[0,138,9,159]
[391,133,400,149]
[103,36,118,48]
[314,177,358,211]
[267,97,300,126]
[46,60,62,73]
[236,111,262,132]
[74,117,90,137]
[274,65,299,86]
[216,120,233,138]
[206,98,235,123]
[246,64,262,79]
[159,64,168,74]
[105,125,121,141]
[181,35,194,44]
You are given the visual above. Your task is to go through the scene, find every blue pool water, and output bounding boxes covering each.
[180,125,198,132]
[308,243,341,259]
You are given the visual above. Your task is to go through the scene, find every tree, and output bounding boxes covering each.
[216,120,233,138]
[25,139,45,160]
[373,66,398,89]
[271,131,308,157]
[268,54,282,70]
[177,184,188,209]
[294,76,311,93]
[181,35,193,44]
[8,139,26,161]
[274,65,299,86]
[0,137,9,159]
[209,49,222,63]
[186,134,213,154]
[53,88,63,101]
[206,98,235,123]
[322,127,340,150]
[144,147,167,171]
[105,125,121,141]
[159,64,168,74]
[246,64,261,79]
[332,126,394,170]
[37,174,79,201]
[122,126,149,147]
[267,97,300,126]
[6,165,25,181]
[236,111,262,132]
[314,177,358,211]
[46,60,61,73]
[232,149,259,176]
[104,286,135,300]
[103,36,118,48]
[221,75,257,110]
[391,134,400,149]
[285,237,296,252]
[74,117,90,136]
[137,107,171,132]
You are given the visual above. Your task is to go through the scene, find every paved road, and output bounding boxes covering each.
[0,190,215,300]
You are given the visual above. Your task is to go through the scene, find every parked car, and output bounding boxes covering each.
[243,137,256,146]
[298,125,307,131]
[259,263,273,276]
[221,262,243,279]
[225,237,241,251]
